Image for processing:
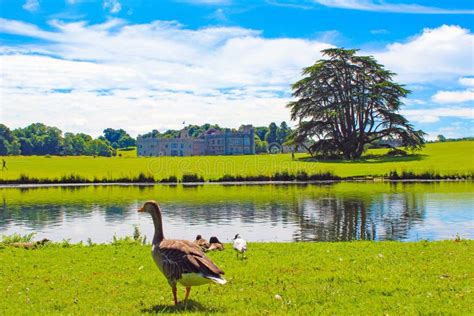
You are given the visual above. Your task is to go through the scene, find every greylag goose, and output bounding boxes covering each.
[138,201,226,305]
[193,234,210,252]
[233,234,247,259]
[208,236,224,251]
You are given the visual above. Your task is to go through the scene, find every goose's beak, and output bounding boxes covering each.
[137,207,144,213]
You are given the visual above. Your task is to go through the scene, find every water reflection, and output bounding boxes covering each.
[0,183,472,242]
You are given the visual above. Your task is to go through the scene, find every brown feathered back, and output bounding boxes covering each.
[158,239,224,282]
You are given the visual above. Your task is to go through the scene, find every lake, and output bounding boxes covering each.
[0,182,473,243]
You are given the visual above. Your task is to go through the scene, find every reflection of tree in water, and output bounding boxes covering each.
[372,191,426,240]
[1,184,427,241]
[0,186,134,229]
[290,189,426,241]
[0,204,92,230]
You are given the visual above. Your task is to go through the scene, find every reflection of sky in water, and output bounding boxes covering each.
[0,184,472,242]
[406,195,474,241]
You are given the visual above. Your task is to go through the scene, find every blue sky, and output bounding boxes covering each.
[0,0,473,138]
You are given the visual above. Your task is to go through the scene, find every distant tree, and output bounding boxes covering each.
[7,140,21,155]
[89,139,115,157]
[437,135,446,142]
[0,124,16,155]
[13,123,63,155]
[103,128,135,148]
[63,133,92,155]
[140,129,160,138]
[255,127,269,141]
[277,121,291,144]
[103,128,125,147]
[288,48,425,159]
[117,134,136,148]
[254,135,268,153]
[265,122,278,143]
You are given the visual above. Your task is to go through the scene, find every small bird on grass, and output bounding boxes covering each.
[233,234,247,259]
[193,234,210,252]
[208,236,224,251]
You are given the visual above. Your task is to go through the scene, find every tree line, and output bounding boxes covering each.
[0,123,135,156]
[139,122,293,154]
[1,122,293,156]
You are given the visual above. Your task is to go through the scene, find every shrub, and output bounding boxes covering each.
[182,174,204,183]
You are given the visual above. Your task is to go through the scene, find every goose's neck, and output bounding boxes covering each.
[150,207,164,245]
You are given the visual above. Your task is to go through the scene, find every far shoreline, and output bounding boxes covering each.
[0,178,472,189]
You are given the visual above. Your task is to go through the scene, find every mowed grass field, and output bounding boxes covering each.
[0,240,472,314]
[0,141,473,181]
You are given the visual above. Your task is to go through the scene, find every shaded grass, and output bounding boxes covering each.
[0,141,473,183]
[0,240,472,314]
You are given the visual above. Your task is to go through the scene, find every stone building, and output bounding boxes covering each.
[137,125,255,156]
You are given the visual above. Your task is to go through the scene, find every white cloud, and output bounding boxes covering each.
[103,0,121,14]
[0,18,331,136]
[402,107,474,123]
[314,0,474,14]
[426,123,474,140]
[402,98,426,106]
[0,19,472,137]
[22,0,40,12]
[459,77,474,87]
[432,90,474,104]
[371,25,474,84]
[431,76,474,104]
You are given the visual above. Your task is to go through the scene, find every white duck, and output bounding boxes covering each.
[233,234,247,259]
[138,201,226,305]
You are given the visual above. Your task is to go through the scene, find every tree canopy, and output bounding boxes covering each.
[0,123,117,156]
[103,128,136,148]
[287,48,425,159]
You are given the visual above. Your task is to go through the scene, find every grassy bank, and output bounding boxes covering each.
[0,240,472,314]
[0,141,473,183]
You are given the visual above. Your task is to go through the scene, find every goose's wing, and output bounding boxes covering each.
[159,239,224,281]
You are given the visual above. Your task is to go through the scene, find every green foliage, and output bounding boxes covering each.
[139,123,223,139]
[1,232,36,245]
[1,123,120,157]
[288,48,425,159]
[264,122,278,143]
[13,123,63,155]
[0,241,472,314]
[255,122,292,152]
[254,136,268,153]
[255,126,269,141]
[0,124,18,155]
[182,173,205,182]
[103,128,136,149]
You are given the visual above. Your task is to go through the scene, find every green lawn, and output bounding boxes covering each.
[0,240,472,314]
[0,141,473,182]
